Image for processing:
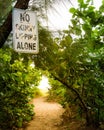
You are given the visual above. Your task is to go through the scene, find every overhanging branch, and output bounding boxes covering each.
[52,74,88,112]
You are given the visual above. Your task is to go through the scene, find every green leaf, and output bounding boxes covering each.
[25,116,32,121]
[69,8,76,14]
[78,0,84,4]
[17,118,23,128]
[99,5,104,12]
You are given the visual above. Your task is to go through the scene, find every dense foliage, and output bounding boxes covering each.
[66,0,104,126]
[0,48,41,130]
[35,0,104,128]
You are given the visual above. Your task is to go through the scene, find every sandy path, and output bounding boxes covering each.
[20,97,102,130]
[23,97,65,130]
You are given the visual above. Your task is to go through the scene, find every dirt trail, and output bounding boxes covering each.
[20,97,104,130]
[22,97,65,130]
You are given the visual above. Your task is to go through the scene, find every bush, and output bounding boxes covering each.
[0,48,41,130]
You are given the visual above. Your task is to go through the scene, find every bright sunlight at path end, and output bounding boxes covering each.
[38,75,51,92]
[20,97,65,130]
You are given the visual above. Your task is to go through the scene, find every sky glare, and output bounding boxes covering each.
[46,0,102,31]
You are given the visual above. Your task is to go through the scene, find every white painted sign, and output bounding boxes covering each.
[12,8,39,53]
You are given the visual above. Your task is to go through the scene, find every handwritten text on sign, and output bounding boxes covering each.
[13,8,39,53]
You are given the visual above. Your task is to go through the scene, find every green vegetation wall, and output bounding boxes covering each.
[0,48,41,130]
[35,0,104,127]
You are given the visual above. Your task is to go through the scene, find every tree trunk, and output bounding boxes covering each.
[0,0,30,48]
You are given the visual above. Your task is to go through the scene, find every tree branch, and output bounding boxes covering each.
[0,0,30,48]
[52,74,88,112]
